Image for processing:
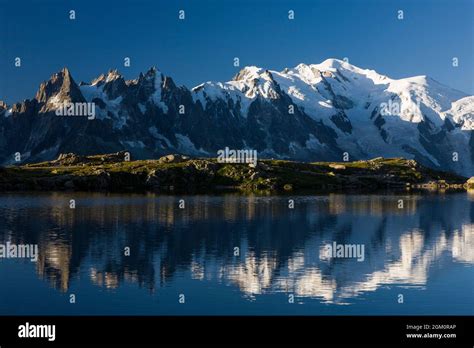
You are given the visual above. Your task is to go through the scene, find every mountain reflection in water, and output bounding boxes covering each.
[0,192,473,314]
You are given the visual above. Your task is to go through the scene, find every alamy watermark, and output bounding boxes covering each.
[0,242,38,262]
[217,147,258,167]
[320,241,365,262]
[379,98,421,117]
[55,102,96,120]
[18,322,55,341]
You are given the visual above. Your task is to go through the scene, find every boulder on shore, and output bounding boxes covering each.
[158,154,189,164]
[329,164,346,170]
[55,153,85,165]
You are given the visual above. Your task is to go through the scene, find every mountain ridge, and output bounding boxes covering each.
[0,59,473,176]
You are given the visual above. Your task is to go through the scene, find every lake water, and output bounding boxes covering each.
[0,192,473,315]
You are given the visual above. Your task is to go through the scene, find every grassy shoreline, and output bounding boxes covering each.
[0,153,469,193]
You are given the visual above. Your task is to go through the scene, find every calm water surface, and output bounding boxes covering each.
[0,192,473,315]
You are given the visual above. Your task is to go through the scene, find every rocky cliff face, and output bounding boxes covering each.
[0,59,472,176]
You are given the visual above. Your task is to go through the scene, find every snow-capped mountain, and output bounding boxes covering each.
[0,59,473,176]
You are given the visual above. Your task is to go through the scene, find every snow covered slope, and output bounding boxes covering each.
[192,58,473,175]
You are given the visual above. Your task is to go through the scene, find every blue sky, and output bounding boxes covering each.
[0,0,473,103]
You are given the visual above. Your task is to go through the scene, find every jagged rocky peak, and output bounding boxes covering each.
[135,66,162,86]
[88,69,132,100]
[91,69,123,86]
[91,73,106,86]
[129,66,163,102]
[100,70,128,100]
[35,67,85,105]
[144,66,175,89]
[146,66,159,76]
[162,75,176,90]
[135,66,161,85]
[106,69,122,82]
[11,99,37,115]
[0,101,7,110]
